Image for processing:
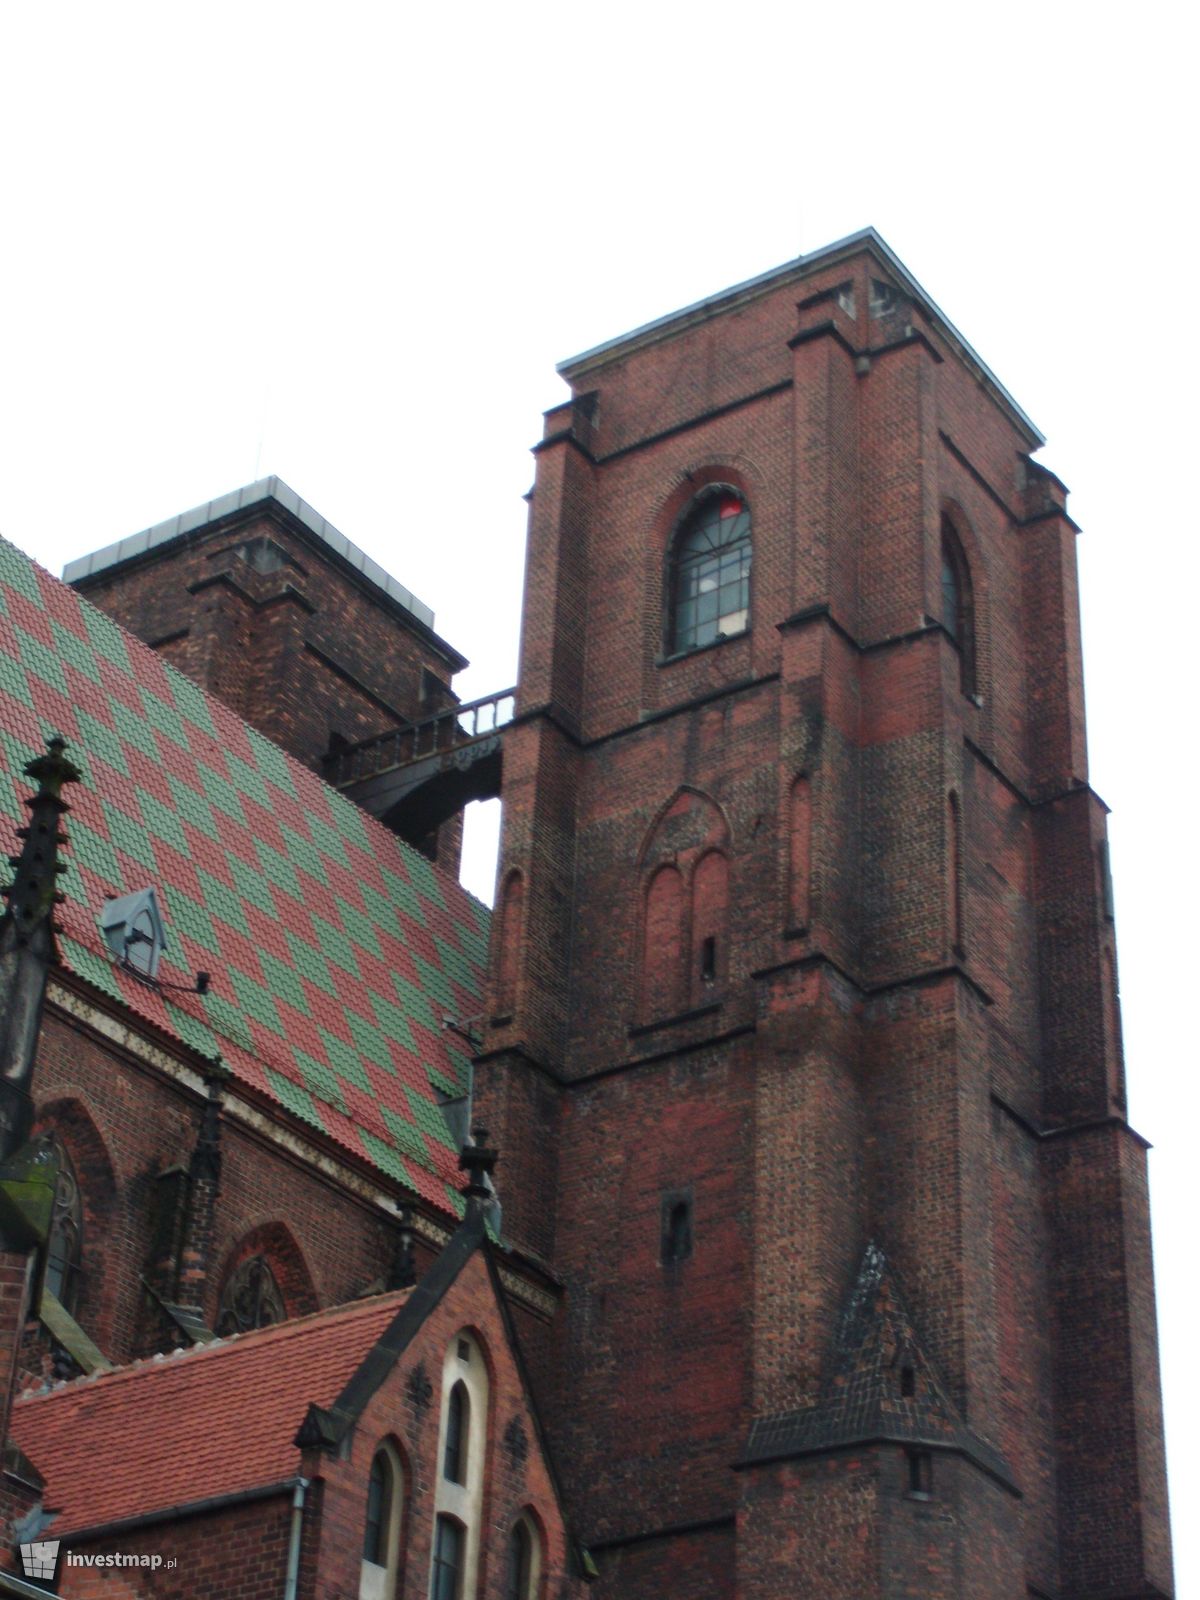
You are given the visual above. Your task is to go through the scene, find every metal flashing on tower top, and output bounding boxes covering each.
[556,227,1044,450]
[61,477,439,634]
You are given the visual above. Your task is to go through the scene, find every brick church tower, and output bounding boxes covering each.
[476,230,1173,1598]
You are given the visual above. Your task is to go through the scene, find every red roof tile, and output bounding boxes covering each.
[10,1292,411,1536]
[0,535,490,1217]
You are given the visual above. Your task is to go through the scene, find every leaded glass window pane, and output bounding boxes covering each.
[216,1254,286,1335]
[669,495,752,654]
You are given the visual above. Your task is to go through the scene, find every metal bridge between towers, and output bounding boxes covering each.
[325,687,516,849]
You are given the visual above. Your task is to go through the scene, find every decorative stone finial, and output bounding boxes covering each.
[0,736,81,946]
[0,738,82,1162]
[458,1125,498,1211]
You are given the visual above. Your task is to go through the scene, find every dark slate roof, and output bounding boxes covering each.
[0,535,490,1216]
[743,1243,1015,1489]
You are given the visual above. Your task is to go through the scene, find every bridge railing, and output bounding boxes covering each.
[326,687,517,788]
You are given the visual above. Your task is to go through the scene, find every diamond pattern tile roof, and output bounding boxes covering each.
[10,1290,411,1535]
[0,536,490,1217]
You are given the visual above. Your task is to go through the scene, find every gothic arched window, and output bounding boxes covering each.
[216,1254,286,1336]
[668,491,752,655]
[431,1516,464,1600]
[505,1516,542,1600]
[361,1443,405,1598]
[43,1137,82,1314]
[940,517,976,697]
[433,1332,489,1599]
[444,1380,469,1484]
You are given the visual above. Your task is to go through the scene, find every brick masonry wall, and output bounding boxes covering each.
[27,1003,428,1366]
[55,1492,295,1598]
[74,509,466,872]
[304,1249,584,1600]
[478,239,1172,1595]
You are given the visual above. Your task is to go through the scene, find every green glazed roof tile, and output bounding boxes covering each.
[195,868,253,939]
[257,950,311,1017]
[80,603,131,672]
[51,618,105,687]
[196,762,247,826]
[294,1051,349,1113]
[135,786,191,857]
[316,1028,373,1094]
[359,1130,418,1186]
[163,671,219,741]
[380,1105,438,1162]
[278,823,329,889]
[0,533,490,1219]
[265,1070,327,1133]
[403,1090,456,1152]
[163,1001,220,1061]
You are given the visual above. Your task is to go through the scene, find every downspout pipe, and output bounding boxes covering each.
[283,1477,309,1600]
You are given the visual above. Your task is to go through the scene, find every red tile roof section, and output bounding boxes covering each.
[10,1291,410,1536]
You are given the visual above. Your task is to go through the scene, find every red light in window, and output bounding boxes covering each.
[718,496,742,518]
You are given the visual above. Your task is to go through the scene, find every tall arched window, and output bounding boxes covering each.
[505,1515,543,1600]
[444,1381,469,1484]
[431,1516,464,1600]
[669,491,752,654]
[360,1443,404,1600]
[940,517,976,696]
[433,1332,489,1600]
[42,1136,82,1314]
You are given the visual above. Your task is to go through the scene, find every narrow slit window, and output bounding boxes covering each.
[700,935,717,984]
[662,1196,693,1265]
[443,1381,468,1484]
[907,1448,933,1498]
[940,517,976,697]
[360,1444,403,1599]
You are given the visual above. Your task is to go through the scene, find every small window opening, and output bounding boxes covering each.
[700,935,717,985]
[662,1196,693,1265]
[900,1363,916,1398]
[907,1448,933,1498]
[100,887,167,980]
[457,1338,471,1363]
[506,1521,532,1600]
[444,1381,468,1484]
[363,1452,392,1564]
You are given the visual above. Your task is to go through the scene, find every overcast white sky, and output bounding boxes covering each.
[2,1,1196,1588]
